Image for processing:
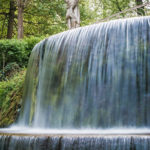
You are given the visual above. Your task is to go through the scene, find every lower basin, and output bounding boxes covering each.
[0,128,150,150]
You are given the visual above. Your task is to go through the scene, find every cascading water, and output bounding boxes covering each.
[0,16,150,150]
[0,135,150,150]
[19,16,150,128]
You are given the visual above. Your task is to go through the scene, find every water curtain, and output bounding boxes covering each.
[18,16,150,128]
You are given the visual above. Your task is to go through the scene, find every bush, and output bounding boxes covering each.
[0,37,44,127]
[0,69,26,127]
[0,39,27,69]
[0,62,20,81]
[0,37,44,70]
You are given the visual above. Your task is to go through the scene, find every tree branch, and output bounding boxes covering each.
[96,1,150,23]
[0,12,9,15]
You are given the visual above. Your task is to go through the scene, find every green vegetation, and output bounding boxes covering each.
[0,37,42,127]
[0,37,43,71]
[0,0,102,39]
[0,69,26,127]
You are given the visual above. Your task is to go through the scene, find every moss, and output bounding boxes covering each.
[0,69,26,127]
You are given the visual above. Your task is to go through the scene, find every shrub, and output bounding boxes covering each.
[0,39,28,69]
[0,69,26,127]
[0,37,44,70]
[0,62,20,81]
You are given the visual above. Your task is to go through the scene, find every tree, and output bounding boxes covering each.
[136,0,145,16]
[0,0,9,39]
[7,0,16,39]
[100,0,131,18]
[17,0,25,39]
[99,0,149,21]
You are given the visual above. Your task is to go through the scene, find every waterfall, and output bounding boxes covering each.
[1,16,150,150]
[17,16,150,128]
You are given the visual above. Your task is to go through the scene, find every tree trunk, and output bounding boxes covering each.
[7,0,16,39]
[17,0,24,39]
[0,15,7,39]
[136,0,145,16]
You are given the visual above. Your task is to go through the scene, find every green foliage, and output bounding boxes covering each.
[0,39,28,68]
[0,0,67,38]
[0,62,20,81]
[99,0,150,20]
[0,37,43,70]
[24,36,43,52]
[80,0,102,25]
[0,69,26,127]
[101,0,130,18]
[23,0,67,36]
[0,0,103,38]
